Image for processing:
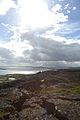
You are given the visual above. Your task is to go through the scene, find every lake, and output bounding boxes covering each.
[0,66,50,75]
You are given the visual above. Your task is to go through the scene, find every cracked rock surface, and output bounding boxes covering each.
[0,70,80,120]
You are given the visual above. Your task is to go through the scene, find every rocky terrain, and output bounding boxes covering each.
[0,69,80,120]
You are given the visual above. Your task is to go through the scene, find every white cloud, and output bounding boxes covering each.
[7,40,33,57]
[0,47,13,66]
[1,0,79,67]
[64,4,69,10]
[40,22,80,45]
[15,0,68,31]
[41,34,65,43]
[41,31,80,45]
[65,39,80,45]
[48,22,80,37]
[0,40,33,57]
[59,0,64,1]
[0,0,16,15]
[0,0,69,58]
[44,24,63,35]
[51,4,62,13]
[67,10,70,14]
[72,6,76,10]
[0,23,33,57]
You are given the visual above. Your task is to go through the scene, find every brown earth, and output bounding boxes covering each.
[0,69,80,120]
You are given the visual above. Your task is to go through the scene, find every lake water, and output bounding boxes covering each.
[0,66,50,75]
[0,69,38,75]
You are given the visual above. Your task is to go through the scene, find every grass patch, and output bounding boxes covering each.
[66,86,80,94]
[0,111,9,118]
[40,85,80,94]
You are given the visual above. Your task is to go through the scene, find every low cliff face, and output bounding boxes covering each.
[0,70,80,120]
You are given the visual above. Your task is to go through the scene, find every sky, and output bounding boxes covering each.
[0,0,80,68]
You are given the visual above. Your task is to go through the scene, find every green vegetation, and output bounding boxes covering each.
[66,86,80,94]
[0,111,9,118]
[0,111,5,118]
[40,85,80,94]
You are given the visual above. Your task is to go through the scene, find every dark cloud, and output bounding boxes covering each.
[0,47,12,59]
[0,47,14,65]
[21,32,80,63]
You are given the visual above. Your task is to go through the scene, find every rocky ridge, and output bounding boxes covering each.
[0,70,80,120]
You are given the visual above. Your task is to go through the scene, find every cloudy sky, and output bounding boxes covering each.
[0,0,80,67]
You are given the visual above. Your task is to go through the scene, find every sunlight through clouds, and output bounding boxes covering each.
[0,0,16,15]
[17,0,68,30]
[0,40,33,57]
[0,0,80,67]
